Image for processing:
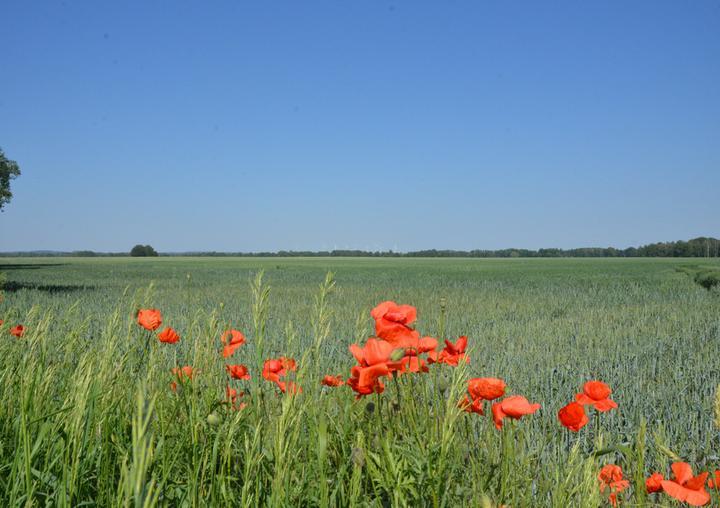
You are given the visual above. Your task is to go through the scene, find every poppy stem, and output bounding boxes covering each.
[393,372,403,409]
[376,392,383,427]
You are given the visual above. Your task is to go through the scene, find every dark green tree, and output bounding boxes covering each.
[0,147,21,211]
[130,245,159,257]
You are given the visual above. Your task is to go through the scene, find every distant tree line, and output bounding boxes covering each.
[1,237,718,258]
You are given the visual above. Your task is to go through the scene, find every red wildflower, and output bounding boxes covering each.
[262,357,296,382]
[491,395,541,430]
[226,386,247,410]
[280,381,302,394]
[157,327,180,344]
[575,380,618,412]
[347,364,389,397]
[262,357,299,393]
[468,377,506,401]
[428,336,469,366]
[418,336,438,353]
[598,464,630,507]
[321,375,344,387]
[349,338,395,367]
[173,366,194,378]
[221,329,246,358]
[399,355,429,374]
[347,338,398,397]
[370,301,420,348]
[557,401,589,432]
[646,473,664,493]
[226,364,250,380]
[137,309,162,331]
[661,462,710,506]
[10,325,25,338]
[170,366,193,392]
[459,395,484,415]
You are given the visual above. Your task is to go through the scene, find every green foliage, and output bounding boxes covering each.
[130,245,159,257]
[0,257,719,505]
[0,147,21,211]
[695,270,720,290]
[677,264,720,291]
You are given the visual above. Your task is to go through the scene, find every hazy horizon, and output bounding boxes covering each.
[1,1,718,252]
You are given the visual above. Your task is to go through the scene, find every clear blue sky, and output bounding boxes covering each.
[1,1,718,252]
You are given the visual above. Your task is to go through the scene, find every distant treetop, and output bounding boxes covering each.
[130,245,158,257]
[0,147,21,212]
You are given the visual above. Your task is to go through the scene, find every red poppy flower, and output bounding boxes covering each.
[262,357,298,393]
[468,377,506,401]
[262,357,296,382]
[598,464,630,507]
[708,470,720,489]
[575,380,618,412]
[661,462,710,506]
[321,375,344,387]
[137,309,162,331]
[347,338,398,397]
[170,366,193,391]
[418,336,438,353]
[157,327,180,344]
[459,395,484,414]
[646,473,664,493]
[350,338,395,367]
[279,381,302,394]
[226,364,250,380]
[397,336,438,358]
[428,336,469,366]
[221,329,246,358]
[172,365,193,380]
[226,386,247,410]
[491,395,541,429]
[10,325,25,338]
[347,364,389,397]
[558,401,589,432]
[370,301,420,348]
[399,355,429,374]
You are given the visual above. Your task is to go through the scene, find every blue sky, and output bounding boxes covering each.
[1,1,718,252]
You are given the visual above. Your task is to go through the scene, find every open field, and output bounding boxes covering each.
[1,257,719,506]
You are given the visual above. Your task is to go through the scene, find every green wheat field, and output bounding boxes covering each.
[1,257,719,507]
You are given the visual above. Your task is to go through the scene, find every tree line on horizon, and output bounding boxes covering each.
[1,237,719,258]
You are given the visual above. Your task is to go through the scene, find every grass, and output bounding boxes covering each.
[0,256,719,506]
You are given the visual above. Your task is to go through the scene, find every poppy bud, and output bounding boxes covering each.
[365,401,375,414]
[440,297,447,311]
[391,400,401,413]
[437,375,450,392]
[390,348,405,362]
[207,412,221,426]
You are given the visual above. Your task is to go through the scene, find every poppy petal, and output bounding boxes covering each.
[661,480,689,503]
[672,462,694,486]
[593,398,618,412]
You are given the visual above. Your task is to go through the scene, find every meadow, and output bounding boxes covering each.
[1,257,719,507]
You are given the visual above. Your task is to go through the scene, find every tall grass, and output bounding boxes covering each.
[0,257,718,506]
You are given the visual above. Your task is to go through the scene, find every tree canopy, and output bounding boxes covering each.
[0,147,21,211]
[130,245,159,257]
